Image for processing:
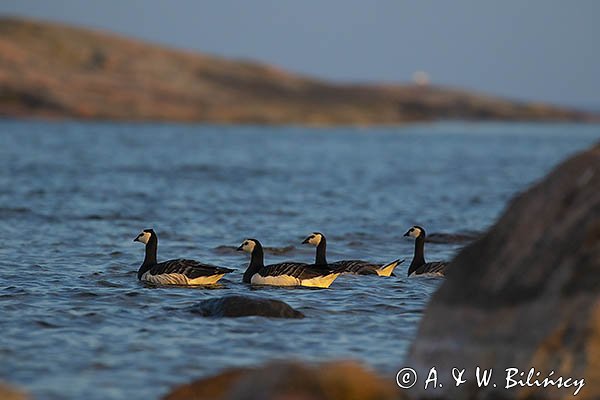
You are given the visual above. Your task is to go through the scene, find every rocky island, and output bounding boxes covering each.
[0,17,594,125]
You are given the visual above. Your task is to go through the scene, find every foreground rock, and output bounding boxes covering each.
[163,361,401,400]
[189,296,304,319]
[0,382,28,400]
[0,17,594,124]
[405,143,600,399]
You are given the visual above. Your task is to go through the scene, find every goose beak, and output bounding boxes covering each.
[301,237,310,244]
[403,231,410,237]
[236,245,244,251]
[133,237,139,242]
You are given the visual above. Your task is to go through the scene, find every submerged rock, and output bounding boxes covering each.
[405,144,600,399]
[189,295,304,319]
[162,361,401,400]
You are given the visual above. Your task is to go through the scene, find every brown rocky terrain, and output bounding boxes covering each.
[0,382,28,400]
[162,361,402,400]
[405,142,600,399]
[0,17,594,125]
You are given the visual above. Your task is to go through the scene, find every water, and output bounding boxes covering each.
[0,120,597,399]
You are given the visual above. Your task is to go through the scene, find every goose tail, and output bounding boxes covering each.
[302,272,341,288]
[376,259,404,277]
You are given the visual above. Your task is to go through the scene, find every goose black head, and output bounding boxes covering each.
[302,232,323,246]
[237,238,260,253]
[404,225,425,239]
[134,229,155,244]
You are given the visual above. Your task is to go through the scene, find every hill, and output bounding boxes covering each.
[0,17,593,125]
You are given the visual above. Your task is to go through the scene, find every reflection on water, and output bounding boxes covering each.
[0,121,597,400]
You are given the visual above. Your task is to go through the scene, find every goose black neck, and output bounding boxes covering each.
[243,243,265,283]
[138,235,158,280]
[315,237,327,265]
[408,235,426,276]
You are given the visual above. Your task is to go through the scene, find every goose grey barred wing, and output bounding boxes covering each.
[260,262,333,279]
[329,260,379,275]
[148,259,233,278]
[414,261,448,276]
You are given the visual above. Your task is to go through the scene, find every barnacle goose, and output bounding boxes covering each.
[301,232,403,276]
[403,226,448,276]
[134,229,233,285]
[237,238,340,288]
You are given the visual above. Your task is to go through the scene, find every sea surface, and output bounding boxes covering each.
[0,121,597,399]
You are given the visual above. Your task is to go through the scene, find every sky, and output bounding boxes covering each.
[1,0,599,109]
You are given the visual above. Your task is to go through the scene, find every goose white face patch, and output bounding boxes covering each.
[240,240,256,253]
[409,227,422,238]
[307,233,322,246]
[138,231,152,244]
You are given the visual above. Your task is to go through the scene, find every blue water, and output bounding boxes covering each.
[0,121,597,399]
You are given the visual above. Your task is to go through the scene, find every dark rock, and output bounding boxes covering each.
[405,143,600,399]
[162,361,402,400]
[189,296,304,319]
